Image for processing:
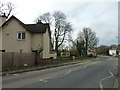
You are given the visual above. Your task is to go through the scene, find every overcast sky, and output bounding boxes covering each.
[1,0,119,46]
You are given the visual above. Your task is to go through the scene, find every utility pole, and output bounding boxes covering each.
[116,34,119,89]
[118,2,120,89]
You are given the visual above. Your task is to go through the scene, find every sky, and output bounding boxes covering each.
[1,0,119,46]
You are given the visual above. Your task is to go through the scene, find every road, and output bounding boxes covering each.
[2,56,118,89]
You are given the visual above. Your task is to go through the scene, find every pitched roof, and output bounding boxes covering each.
[1,15,50,34]
[25,23,49,33]
[2,15,26,29]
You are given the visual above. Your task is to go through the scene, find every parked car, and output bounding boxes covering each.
[113,54,118,57]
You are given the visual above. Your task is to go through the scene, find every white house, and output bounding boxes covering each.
[109,50,117,55]
[0,15,57,59]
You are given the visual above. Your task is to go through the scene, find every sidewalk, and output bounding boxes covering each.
[1,60,85,76]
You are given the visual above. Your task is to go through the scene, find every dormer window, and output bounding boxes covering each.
[17,32,25,40]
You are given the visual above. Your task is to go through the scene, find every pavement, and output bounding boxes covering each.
[1,56,119,88]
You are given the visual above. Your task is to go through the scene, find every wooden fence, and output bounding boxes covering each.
[2,52,36,69]
[0,53,2,71]
[1,52,71,71]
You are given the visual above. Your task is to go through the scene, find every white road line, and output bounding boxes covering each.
[101,71,113,81]
[39,79,48,82]
[64,70,72,76]
[91,62,98,65]
[99,68,115,89]
[82,65,87,69]
[39,77,52,82]
[38,70,73,83]
[13,74,19,76]
[39,76,60,82]
[99,82,103,90]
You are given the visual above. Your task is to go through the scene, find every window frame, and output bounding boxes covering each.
[17,32,26,40]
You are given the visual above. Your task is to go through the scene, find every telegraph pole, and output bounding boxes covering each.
[117,36,120,89]
[118,1,120,89]
[116,30,120,89]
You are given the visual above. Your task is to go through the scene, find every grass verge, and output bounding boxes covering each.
[70,57,96,62]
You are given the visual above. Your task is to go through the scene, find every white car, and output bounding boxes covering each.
[113,54,118,57]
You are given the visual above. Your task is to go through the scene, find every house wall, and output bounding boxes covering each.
[0,16,6,50]
[0,16,6,26]
[31,33,43,51]
[2,19,32,52]
[43,29,50,58]
[0,28,2,50]
[1,16,56,59]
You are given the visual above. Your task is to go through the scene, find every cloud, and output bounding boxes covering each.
[1,0,118,46]
[65,2,118,46]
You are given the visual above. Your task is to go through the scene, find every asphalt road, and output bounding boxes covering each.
[2,56,118,89]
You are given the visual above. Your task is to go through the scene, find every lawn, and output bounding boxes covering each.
[71,57,96,62]
[57,56,70,59]
[57,56,96,62]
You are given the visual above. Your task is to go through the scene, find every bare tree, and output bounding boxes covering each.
[0,2,4,15]
[0,2,14,18]
[36,12,52,25]
[76,27,99,57]
[53,11,72,55]
[82,27,99,56]
[36,11,73,55]
[75,33,85,57]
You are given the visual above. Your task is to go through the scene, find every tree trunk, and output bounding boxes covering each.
[85,39,88,57]
[55,39,59,56]
[55,46,59,56]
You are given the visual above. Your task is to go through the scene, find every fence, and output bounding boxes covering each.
[2,52,36,70]
[1,52,71,71]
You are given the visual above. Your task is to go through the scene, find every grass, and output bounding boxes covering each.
[57,56,96,61]
[57,56,96,62]
[70,57,96,62]
[57,56,70,59]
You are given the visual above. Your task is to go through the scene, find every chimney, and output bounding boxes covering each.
[37,20,43,24]
[0,13,7,26]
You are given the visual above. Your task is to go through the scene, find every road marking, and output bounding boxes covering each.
[90,62,98,65]
[39,76,60,82]
[64,70,72,76]
[39,79,48,82]
[83,65,87,69]
[99,82,103,90]
[13,74,19,76]
[39,77,53,82]
[99,68,115,89]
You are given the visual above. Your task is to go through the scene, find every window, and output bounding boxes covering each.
[17,32,26,40]
[0,50,5,52]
